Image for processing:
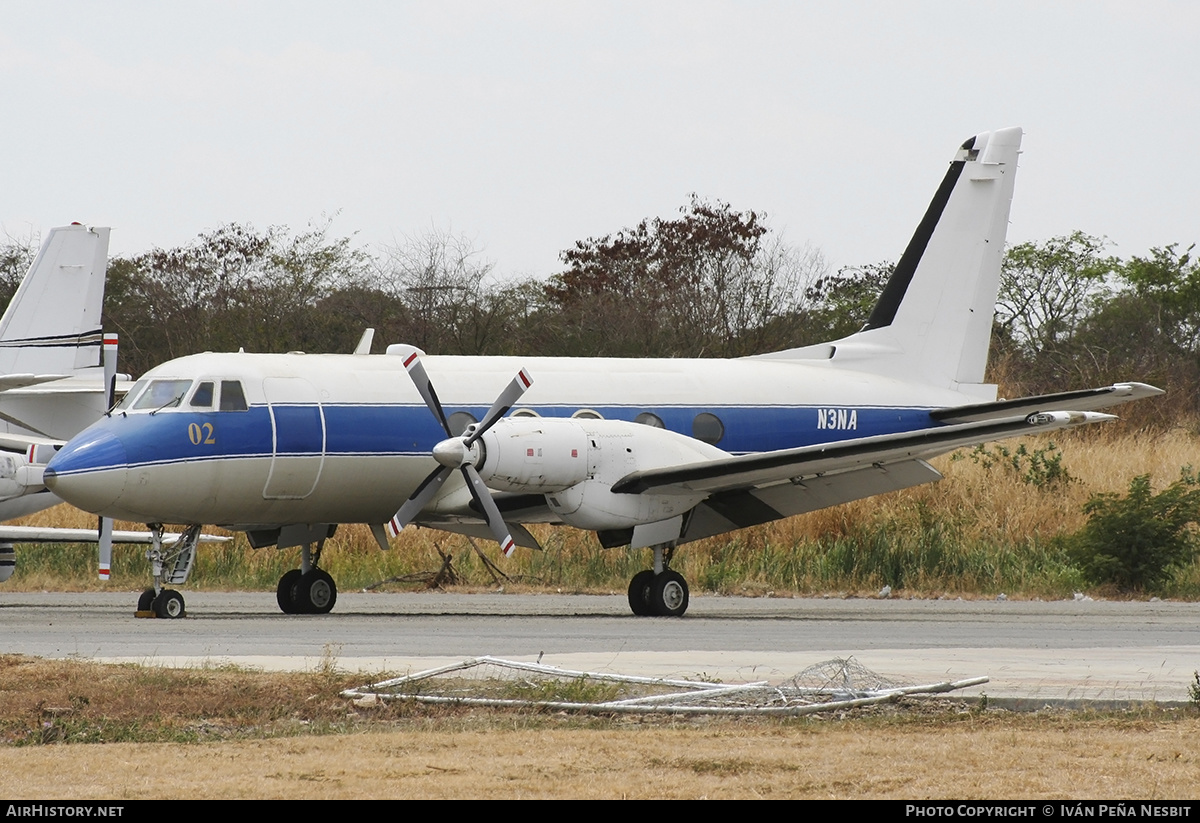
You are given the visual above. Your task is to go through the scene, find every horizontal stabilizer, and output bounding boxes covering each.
[0,374,71,392]
[932,382,1163,424]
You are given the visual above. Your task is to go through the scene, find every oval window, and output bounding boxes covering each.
[634,412,665,428]
[692,412,725,444]
[448,411,479,437]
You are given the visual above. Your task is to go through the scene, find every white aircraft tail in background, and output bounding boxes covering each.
[0,223,111,440]
[0,224,214,584]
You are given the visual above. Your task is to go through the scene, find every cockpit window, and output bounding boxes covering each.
[115,379,148,411]
[219,381,248,412]
[132,379,192,411]
[189,382,215,408]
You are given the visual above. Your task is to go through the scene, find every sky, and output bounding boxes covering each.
[1,1,1196,280]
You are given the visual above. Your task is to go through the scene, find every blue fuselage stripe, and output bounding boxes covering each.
[49,403,939,476]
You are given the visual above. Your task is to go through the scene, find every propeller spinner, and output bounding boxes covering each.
[389,353,533,556]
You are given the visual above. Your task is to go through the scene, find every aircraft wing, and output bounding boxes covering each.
[0,526,229,544]
[932,382,1163,424]
[612,410,1113,497]
[607,408,1119,545]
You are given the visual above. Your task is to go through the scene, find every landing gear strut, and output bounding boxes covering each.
[276,538,338,615]
[135,524,201,619]
[627,543,689,617]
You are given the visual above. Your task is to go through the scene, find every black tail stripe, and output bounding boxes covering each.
[863,136,975,331]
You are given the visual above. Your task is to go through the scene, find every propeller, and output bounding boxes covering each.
[98,333,117,580]
[389,353,532,556]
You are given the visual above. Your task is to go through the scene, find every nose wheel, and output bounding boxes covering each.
[136,586,186,619]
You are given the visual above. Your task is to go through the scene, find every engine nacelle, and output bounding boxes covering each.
[476,417,726,531]
[0,452,43,500]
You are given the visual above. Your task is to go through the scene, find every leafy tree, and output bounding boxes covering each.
[996,231,1116,359]
[1060,469,1200,592]
[802,261,894,342]
[104,220,374,374]
[1119,243,1200,354]
[0,230,38,310]
[543,195,824,357]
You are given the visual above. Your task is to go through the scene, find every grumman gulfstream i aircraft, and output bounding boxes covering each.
[43,127,1161,618]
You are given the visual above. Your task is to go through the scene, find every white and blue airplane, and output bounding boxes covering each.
[42,127,1160,618]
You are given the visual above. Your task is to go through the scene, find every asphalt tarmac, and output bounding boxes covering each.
[2,590,1198,703]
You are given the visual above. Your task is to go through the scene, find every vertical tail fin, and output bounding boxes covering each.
[770,128,1022,397]
[0,224,110,377]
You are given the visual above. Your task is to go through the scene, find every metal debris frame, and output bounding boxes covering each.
[341,656,988,716]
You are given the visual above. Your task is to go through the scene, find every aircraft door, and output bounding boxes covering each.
[262,377,326,499]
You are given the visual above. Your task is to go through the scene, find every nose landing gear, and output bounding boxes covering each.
[134,524,201,618]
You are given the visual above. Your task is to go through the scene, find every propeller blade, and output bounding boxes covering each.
[389,464,453,534]
[102,333,118,410]
[464,368,533,446]
[98,516,113,581]
[462,464,516,556]
[401,352,452,438]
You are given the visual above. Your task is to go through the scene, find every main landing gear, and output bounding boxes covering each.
[627,543,690,617]
[135,524,202,619]
[276,538,338,615]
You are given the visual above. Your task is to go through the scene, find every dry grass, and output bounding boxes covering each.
[0,656,1197,799]
[10,424,1200,598]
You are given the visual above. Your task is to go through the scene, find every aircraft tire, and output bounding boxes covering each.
[276,570,304,614]
[294,569,337,615]
[152,590,186,619]
[650,571,689,617]
[137,588,156,613]
[627,570,656,616]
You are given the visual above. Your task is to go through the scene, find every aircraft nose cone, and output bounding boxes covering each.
[44,428,129,514]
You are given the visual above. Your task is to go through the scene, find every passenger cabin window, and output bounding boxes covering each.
[447,411,477,437]
[132,379,192,411]
[692,412,725,445]
[189,382,215,408]
[219,381,249,412]
[634,412,665,428]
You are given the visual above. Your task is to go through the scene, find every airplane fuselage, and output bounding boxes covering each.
[44,348,981,528]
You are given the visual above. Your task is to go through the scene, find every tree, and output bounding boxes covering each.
[543,195,825,357]
[103,220,374,375]
[802,261,894,342]
[374,228,521,355]
[995,231,1116,359]
[0,230,38,310]
[1062,469,1200,592]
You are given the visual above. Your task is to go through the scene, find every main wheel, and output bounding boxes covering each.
[293,569,337,615]
[137,588,156,613]
[649,571,689,617]
[627,570,656,616]
[276,569,303,614]
[152,589,186,619]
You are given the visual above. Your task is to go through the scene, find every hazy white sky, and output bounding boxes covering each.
[2,1,1196,278]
